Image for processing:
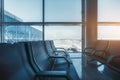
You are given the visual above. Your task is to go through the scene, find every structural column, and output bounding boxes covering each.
[86,0,97,47]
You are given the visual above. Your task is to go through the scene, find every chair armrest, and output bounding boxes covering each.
[84,47,95,50]
[49,56,72,64]
[94,50,106,56]
[83,47,95,55]
[54,50,69,56]
[56,47,67,51]
[83,47,95,52]
[36,71,67,77]
[107,55,120,63]
[95,50,106,52]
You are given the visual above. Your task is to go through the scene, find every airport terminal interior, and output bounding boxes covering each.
[0,0,120,80]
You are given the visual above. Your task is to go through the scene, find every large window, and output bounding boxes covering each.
[4,0,42,22]
[98,0,120,22]
[45,26,81,52]
[0,0,82,53]
[98,26,120,40]
[45,0,82,52]
[3,0,43,42]
[45,0,81,22]
[4,25,42,43]
[98,0,120,40]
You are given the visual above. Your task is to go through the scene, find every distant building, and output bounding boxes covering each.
[4,11,42,43]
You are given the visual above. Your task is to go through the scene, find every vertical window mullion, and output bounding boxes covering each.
[0,0,4,43]
[42,0,45,41]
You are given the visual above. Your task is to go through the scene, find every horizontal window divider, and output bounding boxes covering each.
[44,22,82,26]
[98,22,120,26]
[2,22,43,26]
[2,22,82,26]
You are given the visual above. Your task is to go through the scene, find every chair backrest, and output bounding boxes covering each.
[106,40,120,56]
[95,40,109,50]
[106,41,120,71]
[22,41,40,73]
[0,43,36,80]
[44,40,55,55]
[50,40,56,51]
[28,41,54,70]
[93,40,109,57]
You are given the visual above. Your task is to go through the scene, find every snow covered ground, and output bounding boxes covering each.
[53,39,82,53]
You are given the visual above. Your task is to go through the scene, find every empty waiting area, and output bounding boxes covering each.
[0,40,80,80]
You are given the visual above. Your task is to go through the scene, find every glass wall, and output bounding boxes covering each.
[4,0,42,22]
[98,26,120,40]
[98,0,120,40]
[98,0,120,22]
[45,0,81,22]
[4,25,42,43]
[45,0,82,52]
[2,0,43,43]
[0,0,82,52]
[45,25,81,52]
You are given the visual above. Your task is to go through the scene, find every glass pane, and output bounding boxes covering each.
[4,25,42,43]
[4,0,42,22]
[98,26,120,40]
[45,0,81,22]
[45,25,81,52]
[98,0,120,22]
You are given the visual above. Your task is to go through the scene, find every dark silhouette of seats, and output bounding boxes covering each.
[83,40,109,65]
[87,40,110,64]
[93,40,120,73]
[49,40,69,56]
[84,40,109,57]
[84,40,120,73]
[44,40,72,64]
[105,41,120,73]
[24,41,80,80]
[0,43,37,80]
[0,43,70,80]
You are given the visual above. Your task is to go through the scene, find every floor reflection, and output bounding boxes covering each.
[69,53,82,79]
[97,62,105,72]
[70,53,120,80]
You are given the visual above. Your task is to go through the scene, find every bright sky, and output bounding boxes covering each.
[5,0,81,22]
[4,0,82,40]
[98,0,120,22]
[45,26,81,40]
[98,0,120,40]
[5,0,120,40]
[98,26,120,40]
[4,0,42,22]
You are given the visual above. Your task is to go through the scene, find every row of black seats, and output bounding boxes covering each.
[84,40,120,73]
[0,40,80,80]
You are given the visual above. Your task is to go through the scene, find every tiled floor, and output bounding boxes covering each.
[69,53,82,79]
[69,53,120,80]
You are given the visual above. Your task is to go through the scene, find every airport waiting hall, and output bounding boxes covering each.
[0,0,120,80]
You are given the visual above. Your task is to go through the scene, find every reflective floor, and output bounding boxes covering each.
[69,53,82,79]
[70,53,120,80]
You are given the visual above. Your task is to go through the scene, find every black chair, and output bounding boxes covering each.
[44,40,72,64]
[24,41,80,80]
[104,41,120,73]
[96,43,120,73]
[86,40,120,73]
[0,43,69,80]
[0,43,37,80]
[83,40,109,66]
[50,40,69,56]
[83,40,109,57]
